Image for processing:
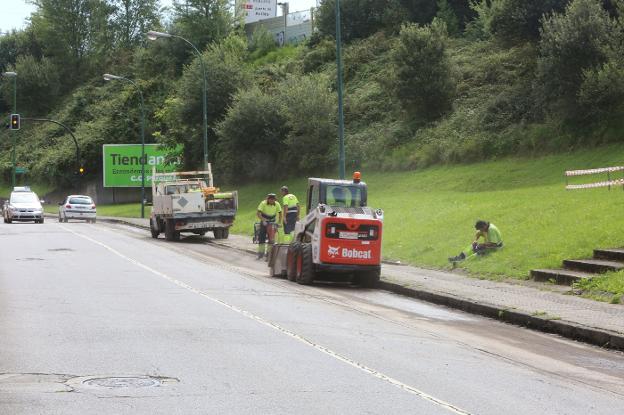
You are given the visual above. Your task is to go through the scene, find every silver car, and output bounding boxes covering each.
[58,195,97,223]
[3,188,45,224]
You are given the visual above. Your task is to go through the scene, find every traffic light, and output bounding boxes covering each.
[79,166,85,175]
[10,114,20,130]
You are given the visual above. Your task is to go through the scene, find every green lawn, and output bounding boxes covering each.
[229,145,624,301]
[24,145,624,301]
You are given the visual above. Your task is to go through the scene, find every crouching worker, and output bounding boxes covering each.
[256,193,283,259]
[449,220,503,262]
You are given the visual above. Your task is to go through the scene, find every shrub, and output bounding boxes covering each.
[490,0,570,44]
[391,20,456,123]
[216,88,288,182]
[536,0,616,120]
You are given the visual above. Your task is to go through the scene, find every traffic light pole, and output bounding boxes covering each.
[23,118,81,171]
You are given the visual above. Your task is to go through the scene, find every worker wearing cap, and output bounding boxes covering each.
[448,220,503,263]
[256,193,283,259]
[280,186,299,241]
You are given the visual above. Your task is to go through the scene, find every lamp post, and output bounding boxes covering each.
[146,30,208,172]
[2,71,17,186]
[277,2,289,46]
[335,0,345,179]
[103,73,146,219]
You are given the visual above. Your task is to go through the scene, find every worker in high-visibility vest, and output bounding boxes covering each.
[448,220,503,263]
[280,186,299,242]
[256,193,283,259]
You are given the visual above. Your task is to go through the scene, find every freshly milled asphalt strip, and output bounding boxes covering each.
[59,224,473,415]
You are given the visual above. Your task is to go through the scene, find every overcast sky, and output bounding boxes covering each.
[0,0,318,32]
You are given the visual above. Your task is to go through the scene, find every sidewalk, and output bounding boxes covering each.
[101,216,624,350]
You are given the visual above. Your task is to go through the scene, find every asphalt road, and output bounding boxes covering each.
[1,221,623,414]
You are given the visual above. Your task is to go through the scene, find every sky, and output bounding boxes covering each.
[0,0,318,32]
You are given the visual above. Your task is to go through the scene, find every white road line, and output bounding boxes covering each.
[60,224,473,415]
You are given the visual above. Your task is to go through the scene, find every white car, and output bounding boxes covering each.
[58,195,97,223]
[3,187,45,224]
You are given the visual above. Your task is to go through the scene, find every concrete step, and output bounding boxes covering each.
[563,259,624,274]
[594,248,624,262]
[531,269,594,285]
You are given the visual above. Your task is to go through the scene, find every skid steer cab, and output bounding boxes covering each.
[268,172,384,287]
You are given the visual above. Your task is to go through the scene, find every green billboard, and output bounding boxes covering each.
[102,144,179,187]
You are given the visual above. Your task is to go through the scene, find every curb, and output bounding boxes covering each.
[95,216,624,352]
[378,280,624,351]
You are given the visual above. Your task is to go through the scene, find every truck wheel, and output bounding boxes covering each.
[357,270,380,288]
[150,218,159,239]
[213,229,222,239]
[286,242,300,282]
[296,243,315,285]
[165,219,179,241]
[221,228,229,239]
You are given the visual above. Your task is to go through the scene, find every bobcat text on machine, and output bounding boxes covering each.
[268,172,384,287]
[149,166,238,241]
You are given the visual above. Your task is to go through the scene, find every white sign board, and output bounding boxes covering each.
[242,0,277,23]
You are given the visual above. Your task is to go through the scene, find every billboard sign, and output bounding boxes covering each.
[102,144,180,188]
[242,0,277,23]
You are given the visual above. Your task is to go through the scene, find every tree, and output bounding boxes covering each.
[216,88,288,182]
[391,20,455,122]
[276,74,337,174]
[155,35,251,169]
[316,0,409,42]
[0,55,61,116]
[490,0,570,44]
[436,0,460,36]
[171,0,234,52]
[536,0,616,119]
[109,0,161,49]
[30,0,113,84]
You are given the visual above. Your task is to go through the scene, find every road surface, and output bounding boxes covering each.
[1,221,623,414]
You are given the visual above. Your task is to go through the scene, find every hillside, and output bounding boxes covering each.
[3,0,624,187]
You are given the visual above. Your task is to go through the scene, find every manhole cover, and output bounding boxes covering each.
[82,376,161,389]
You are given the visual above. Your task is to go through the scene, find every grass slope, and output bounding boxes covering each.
[229,145,624,300]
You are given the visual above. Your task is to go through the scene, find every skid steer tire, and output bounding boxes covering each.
[286,242,300,282]
[296,243,315,285]
[357,270,380,288]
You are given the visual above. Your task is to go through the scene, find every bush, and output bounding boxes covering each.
[316,0,408,42]
[216,88,288,182]
[490,0,570,44]
[391,20,456,123]
[536,0,616,120]
[249,26,277,61]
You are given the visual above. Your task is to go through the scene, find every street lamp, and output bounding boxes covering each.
[103,73,147,219]
[277,2,289,46]
[2,71,17,186]
[146,30,208,171]
[335,0,345,179]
